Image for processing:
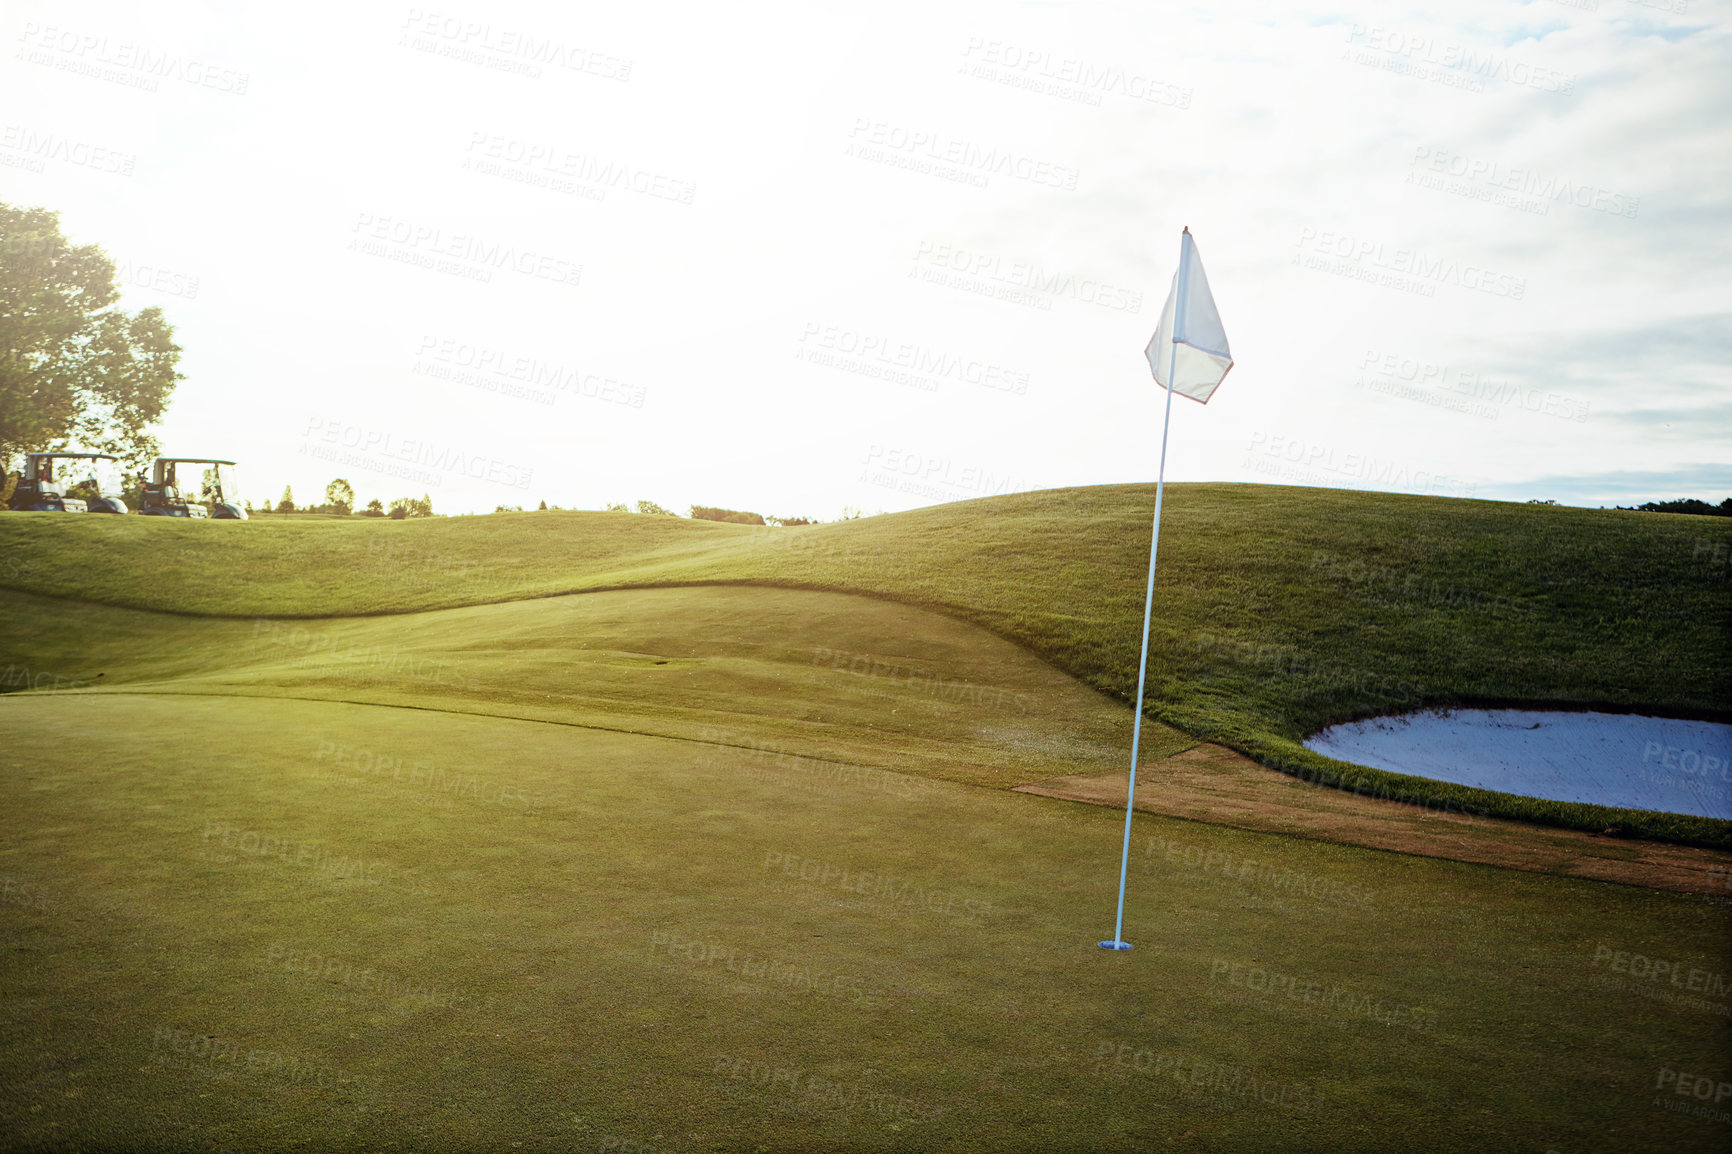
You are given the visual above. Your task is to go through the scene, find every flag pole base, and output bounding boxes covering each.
[1098,940,1133,951]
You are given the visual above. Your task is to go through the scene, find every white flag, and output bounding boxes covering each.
[1145,228,1233,404]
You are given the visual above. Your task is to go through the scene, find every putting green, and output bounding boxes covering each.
[2,692,1727,1152]
[0,583,1183,788]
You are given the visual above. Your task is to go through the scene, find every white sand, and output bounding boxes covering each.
[1304,709,1732,820]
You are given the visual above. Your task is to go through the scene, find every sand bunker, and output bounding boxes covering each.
[1304,709,1732,820]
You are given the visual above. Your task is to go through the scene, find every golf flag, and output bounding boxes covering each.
[1144,228,1233,404]
[1101,226,1234,953]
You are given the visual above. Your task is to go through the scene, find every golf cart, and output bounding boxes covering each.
[140,458,247,519]
[4,452,129,513]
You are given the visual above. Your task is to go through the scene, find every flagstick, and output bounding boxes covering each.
[1101,233,1187,952]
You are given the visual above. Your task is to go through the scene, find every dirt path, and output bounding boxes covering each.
[1014,743,1732,897]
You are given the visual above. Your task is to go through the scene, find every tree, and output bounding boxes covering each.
[691,505,766,525]
[0,202,183,476]
[604,502,630,513]
[537,499,547,511]
[276,486,294,514]
[389,494,433,519]
[635,499,677,516]
[1621,497,1732,517]
[324,478,354,516]
[364,497,384,517]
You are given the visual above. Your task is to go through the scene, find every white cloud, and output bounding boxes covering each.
[3,0,1725,516]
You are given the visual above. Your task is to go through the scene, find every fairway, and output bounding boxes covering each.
[3,487,1730,1151]
[4,693,1728,1152]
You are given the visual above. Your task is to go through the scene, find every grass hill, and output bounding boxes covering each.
[4,483,1728,845]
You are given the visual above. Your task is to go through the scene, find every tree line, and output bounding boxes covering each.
[257,487,838,524]
[257,481,432,519]
[1617,498,1732,517]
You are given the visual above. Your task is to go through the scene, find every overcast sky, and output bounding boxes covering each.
[4,0,1727,517]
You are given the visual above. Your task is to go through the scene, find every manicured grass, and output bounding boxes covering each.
[4,485,1729,844]
[3,489,1730,1151]
[0,584,1185,790]
[2,693,1727,1152]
